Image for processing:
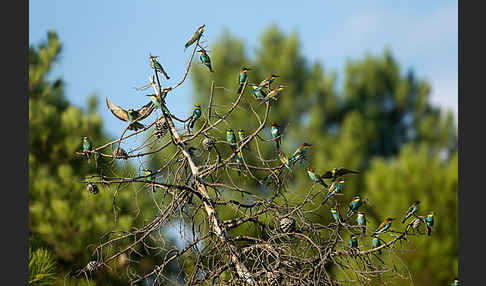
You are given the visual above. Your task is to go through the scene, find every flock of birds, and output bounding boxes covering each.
[79,24,456,285]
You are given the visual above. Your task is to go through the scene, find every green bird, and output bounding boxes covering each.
[258,74,280,90]
[237,67,251,94]
[321,167,360,182]
[451,278,459,286]
[278,152,292,171]
[322,179,344,205]
[238,129,250,150]
[144,169,154,181]
[185,24,205,50]
[346,196,362,218]
[357,211,367,235]
[289,143,312,165]
[331,208,342,224]
[425,211,435,236]
[189,104,202,129]
[349,235,358,249]
[270,122,281,149]
[82,136,92,161]
[197,49,213,72]
[258,86,285,107]
[372,236,382,255]
[235,151,243,176]
[149,55,170,80]
[373,218,395,235]
[307,167,329,188]
[106,98,155,131]
[250,84,267,99]
[226,128,236,152]
[402,200,421,223]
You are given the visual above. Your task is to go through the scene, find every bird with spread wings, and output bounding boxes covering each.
[106,98,155,131]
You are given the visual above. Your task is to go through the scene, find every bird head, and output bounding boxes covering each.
[198,24,206,32]
[331,208,337,213]
[271,122,279,127]
[353,196,361,202]
[194,104,201,109]
[308,167,314,172]
[238,129,244,134]
[350,235,356,239]
[414,200,421,205]
[227,128,233,134]
[338,179,345,184]
[149,54,158,61]
[236,152,242,157]
[145,94,156,98]
[270,74,280,78]
[453,278,459,283]
[301,143,312,149]
[128,108,135,114]
[387,218,395,222]
[241,67,251,72]
[197,49,207,54]
[331,168,337,175]
[144,169,152,175]
[357,211,364,216]
[83,136,89,142]
[428,211,435,217]
[278,152,285,157]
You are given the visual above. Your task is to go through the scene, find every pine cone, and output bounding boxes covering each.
[155,117,169,139]
[86,260,100,272]
[202,137,215,151]
[114,147,128,159]
[86,182,99,195]
[279,217,296,233]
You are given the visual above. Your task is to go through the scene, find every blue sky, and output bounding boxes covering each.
[30,1,457,139]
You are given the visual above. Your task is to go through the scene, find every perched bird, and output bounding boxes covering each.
[146,94,162,110]
[235,151,243,176]
[106,98,154,131]
[322,179,344,204]
[307,167,329,188]
[82,136,92,161]
[425,211,435,236]
[258,86,285,106]
[185,24,205,50]
[237,67,251,94]
[258,74,280,90]
[279,217,296,233]
[143,169,154,181]
[197,49,213,72]
[278,152,292,171]
[371,236,382,255]
[226,128,236,151]
[349,235,358,249]
[402,200,421,223]
[346,196,362,217]
[238,129,250,150]
[270,122,281,149]
[188,104,202,129]
[289,143,312,165]
[451,278,459,286]
[321,168,360,182]
[149,55,170,80]
[373,218,395,235]
[330,208,342,224]
[357,211,367,235]
[250,84,267,99]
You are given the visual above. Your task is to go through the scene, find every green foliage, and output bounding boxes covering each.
[29,237,57,286]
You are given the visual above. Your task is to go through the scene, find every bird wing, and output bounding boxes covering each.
[106,98,129,122]
[134,101,155,121]
[377,220,387,231]
[321,170,334,179]
[336,168,360,177]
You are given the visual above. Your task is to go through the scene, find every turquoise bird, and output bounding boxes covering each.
[258,74,280,90]
[144,169,154,181]
[330,208,341,224]
[235,151,243,176]
[197,49,213,72]
[250,84,267,99]
[357,211,367,235]
[226,128,236,152]
[349,235,358,249]
[425,211,435,236]
[188,105,202,129]
[289,143,312,165]
[185,24,205,50]
[238,129,250,150]
[451,278,459,286]
[237,67,251,94]
[258,86,285,106]
[322,179,344,204]
[402,200,421,223]
[278,152,292,171]
[307,167,329,188]
[346,196,362,218]
[106,98,155,131]
[270,122,281,149]
[371,236,382,255]
[82,136,92,161]
[373,218,395,235]
[149,54,170,80]
[145,88,171,110]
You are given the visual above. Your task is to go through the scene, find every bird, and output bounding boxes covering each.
[451,278,459,286]
[278,152,292,171]
[270,122,281,149]
[238,129,250,150]
[357,211,367,235]
[346,196,362,217]
[82,136,92,162]
[197,49,213,72]
[237,67,251,94]
[235,151,243,176]
[185,24,205,50]
[321,167,360,182]
[307,167,329,188]
[425,211,435,236]
[402,200,421,224]
[145,88,171,111]
[226,128,236,151]
[258,86,285,106]
[250,84,267,99]
[258,74,280,90]
[149,54,170,80]
[188,104,202,129]
[349,235,358,249]
[106,98,154,131]
[289,143,312,165]
[330,208,342,224]
[371,236,382,255]
[373,218,395,235]
[143,169,153,181]
[322,179,344,205]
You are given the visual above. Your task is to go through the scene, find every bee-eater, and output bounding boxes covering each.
[278,152,292,171]
[197,49,213,72]
[144,169,154,181]
[238,129,250,150]
[258,86,285,106]
[357,211,367,235]
[289,143,312,165]
[321,167,360,182]
[349,235,358,249]
[258,74,280,90]
[106,98,154,131]
[237,67,251,94]
[373,218,395,235]
[82,136,92,161]
[226,128,236,152]
[322,179,344,205]
[425,211,435,236]
[250,84,267,99]
[346,196,362,217]
[185,24,205,50]
[149,55,170,80]
[235,151,243,176]
[451,278,459,286]
[270,122,281,149]
[402,200,420,223]
[146,88,170,110]
[372,236,382,255]
[331,208,342,224]
[189,104,202,129]
[307,168,329,188]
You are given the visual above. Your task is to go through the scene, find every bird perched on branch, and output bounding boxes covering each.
[149,54,170,80]
[346,196,362,217]
[258,74,280,90]
[321,167,360,182]
[278,152,292,171]
[425,211,435,236]
[237,67,251,94]
[188,104,202,129]
[197,49,213,72]
[238,129,250,150]
[270,122,281,149]
[451,278,459,286]
[289,143,312,165]
[106,98,154,131]
[307,167,329,188]
[372,236,382,255]
[143,169,154,181]
[82,136,92,162]
[322,179,344,205]
[357,211,367,235]
[330,208,342,224]
[250,84,267,99]
[226,128,236,152]
[402,200,420,223]
[349,235,358,249]
[258,86,285,106]
[373,218,395,235]
[185,24,205,50]
[235,151,243,176]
